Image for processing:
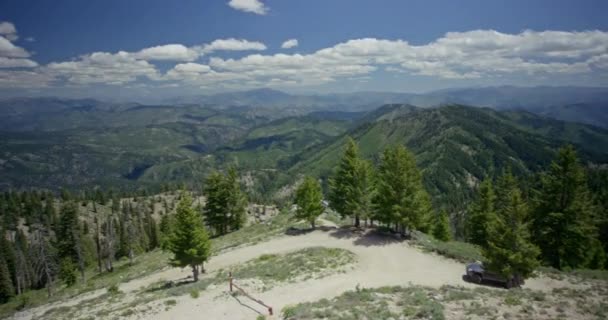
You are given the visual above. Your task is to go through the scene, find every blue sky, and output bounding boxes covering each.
[1,0,607,100]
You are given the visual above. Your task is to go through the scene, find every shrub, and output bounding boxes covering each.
[190,289,199,299]
[59,259,78,287]
[412,231,482,262]
[15,295,29,311]
[107,284,121,295]
[282,305,297,319]
[504,293,522,306]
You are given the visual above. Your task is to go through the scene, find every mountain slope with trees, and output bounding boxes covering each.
[286,105,608,211]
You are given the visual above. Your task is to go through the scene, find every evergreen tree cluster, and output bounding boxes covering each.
[203,167,247,236]
[325,138,443,236]
[163,165,250,282]
[466,145,607,286]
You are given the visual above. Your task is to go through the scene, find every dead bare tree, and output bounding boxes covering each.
[30,225,56,298]
[101,215,115,272]
[126,217,135,265]
[94,216,103,273]
[73,228,85,283]
[14,243,31,296]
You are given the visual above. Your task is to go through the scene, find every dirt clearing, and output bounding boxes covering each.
[12,226,591,320]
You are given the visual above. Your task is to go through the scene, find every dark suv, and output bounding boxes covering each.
[465,262,524,289]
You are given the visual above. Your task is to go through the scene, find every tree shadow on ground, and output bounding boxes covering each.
[352,228,407,247]
[230,292,264,316]
[327,226,407,247]
[461,275,510,290]
[327,226,362,240]
[145,277,195,293]
[284,226,314,236]
[284,225,336,236]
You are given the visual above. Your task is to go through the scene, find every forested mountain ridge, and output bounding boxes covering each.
[0,109,356,191]
[284,104,608,209]
[1,96,607,211]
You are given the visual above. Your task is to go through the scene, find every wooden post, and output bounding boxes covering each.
[229,272,233,292]
[230,273,273,316]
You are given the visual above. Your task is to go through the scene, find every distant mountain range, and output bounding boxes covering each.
[167,86,608,127]
[2,86,607,130]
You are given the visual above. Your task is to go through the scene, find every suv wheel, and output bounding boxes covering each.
[470,273,482,284]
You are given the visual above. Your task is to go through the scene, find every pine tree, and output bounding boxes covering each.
[204,171,228,235]
[349,159,376,227]
[55,201,85,282]
[495,168,518,215]
[147,213,159,250]
[2,193,18,230]
[117,202,129,259]
[466,178,496,247]
[532,145,597,269]
[329,138,365,227]
[58,258,77,287]
[589,168,608,267]
[0,254,14,303]
[111,195,120,214]
[484,180,539,287]
[433,210,452,241]
[203,168,248,235]
[375,145,432,233]
[0,231,16,295]
[44,195,56,228]
[56,202,78,261]
[60,189,71,201]
[164,193,211,282]
[225,167,247,232]
[134,203,150,253]
[294,176,324,228]
[159,214,173,236]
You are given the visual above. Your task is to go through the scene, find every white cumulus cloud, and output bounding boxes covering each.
[0,23,38,70]
[192,30,608,88]
[0,22,18,41]
[3,29,608,90]
[46,51,160,85]
[0,57,38,68]
[0,36,30,58]
[0,70,53,87]
[200,38,267,53]
[165,62,211,80]
[132,44,199,61]
[228,0,268,15]
[281,39,299,49]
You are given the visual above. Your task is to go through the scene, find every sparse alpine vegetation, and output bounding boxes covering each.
[223,247,357,290]
[281,283,608,320]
